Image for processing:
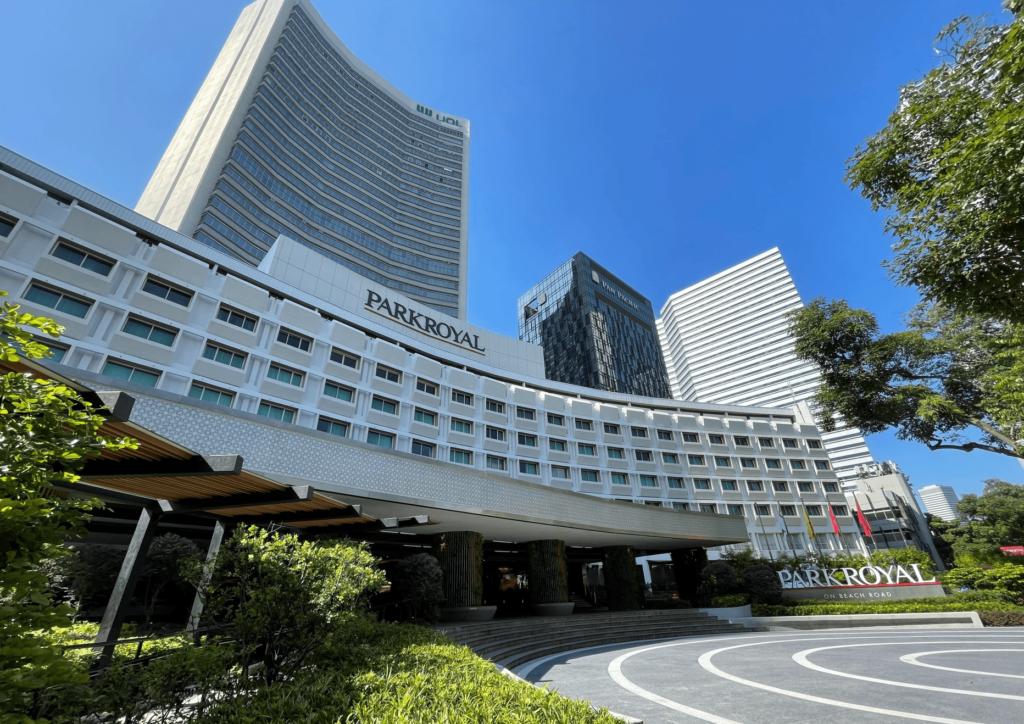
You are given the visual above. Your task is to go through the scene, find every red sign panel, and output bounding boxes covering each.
[1000,546,1024,556]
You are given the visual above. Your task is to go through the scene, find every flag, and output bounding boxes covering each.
[828,503,841,535]
[802,505,816,540]
[855,500,872,537]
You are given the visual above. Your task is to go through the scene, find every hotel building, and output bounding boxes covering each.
[918,484,961,522]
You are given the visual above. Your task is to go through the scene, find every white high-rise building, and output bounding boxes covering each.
[656,248,874,483]
[918,484,960,522]
[136,0,470,319]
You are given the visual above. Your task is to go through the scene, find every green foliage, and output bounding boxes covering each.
[138,534,200,628]
[978,611,1024,626]
[391,553,444,624]
[701,561,739,597]
[710,594,750,608]
[752,600,1024,616]
[39,543,124,610]
[742,564,784,604]
[845,12,1024,324]
[196,526,386,685]
[942,562,1024,601]
[944,480,1024,562]
[0,291,137,723]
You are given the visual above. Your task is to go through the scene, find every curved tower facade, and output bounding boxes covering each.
[136,0,469,319]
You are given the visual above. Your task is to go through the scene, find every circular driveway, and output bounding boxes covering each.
[519,628,1024,723]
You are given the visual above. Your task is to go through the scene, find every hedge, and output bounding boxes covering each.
[979,611,1024,626]
[751,601,1024,616]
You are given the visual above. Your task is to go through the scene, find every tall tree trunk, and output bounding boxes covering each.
[433,531,484,607]
[603,545,640,611]
[527,540,568,604]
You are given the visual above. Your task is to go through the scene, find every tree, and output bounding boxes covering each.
[941,479,1024,563]
[137,534,200,629]
[789,299,1024,459]
[846,7,1024,324]
[390,553,444,624]
[0,291,136,722]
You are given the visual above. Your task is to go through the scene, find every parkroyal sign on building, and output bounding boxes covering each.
[778,564,945,601]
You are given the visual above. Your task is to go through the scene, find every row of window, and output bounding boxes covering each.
[671,503,850,517]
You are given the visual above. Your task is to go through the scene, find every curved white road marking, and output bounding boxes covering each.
[791,642,1024,700]
[900,649,1024,680]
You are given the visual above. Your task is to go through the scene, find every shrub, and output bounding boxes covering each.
[979,611,1024,626]
[710,594,750,608]
[752,600,1024,616]
[742,564,783,603]
[942,563,1024,601]
[391,553,444,624]
[701,561,739,597]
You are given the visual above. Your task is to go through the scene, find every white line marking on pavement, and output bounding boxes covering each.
[899,649,1024,680]
[791,642,1024,700]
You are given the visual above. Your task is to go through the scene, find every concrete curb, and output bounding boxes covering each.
[704,611,983,630]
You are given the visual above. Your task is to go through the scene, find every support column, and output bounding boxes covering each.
[186,518,227,636]
[94,506,160,667]
[670,547,708,606]
[527,539,568,605]
[432,531,484,608]
[603,545,640,611]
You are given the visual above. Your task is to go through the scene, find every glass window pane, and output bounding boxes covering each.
[53,244,86,265]
[167,288,191,306]
[54,295,90,318]
[149,327,176,346]
[188,385,203,400]
[130,369,158,387]
[143,280,167,298]
[102,361,133,381]
[123,319,151,339]
[82,256,113,276]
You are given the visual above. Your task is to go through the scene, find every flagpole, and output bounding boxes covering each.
[757,505,776,561]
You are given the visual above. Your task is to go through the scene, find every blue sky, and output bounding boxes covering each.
[2,0,1019,500]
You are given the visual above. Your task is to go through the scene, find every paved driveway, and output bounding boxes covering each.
[518,628,1024,723]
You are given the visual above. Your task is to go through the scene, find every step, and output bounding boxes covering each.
[443,614,722,643]
[438,609,718,637]
[452,620,745,651]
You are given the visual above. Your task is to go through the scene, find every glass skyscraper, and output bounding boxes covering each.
[518,253,672,398]
[136,0,469,319]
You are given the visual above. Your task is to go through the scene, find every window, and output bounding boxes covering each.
[203,343,245,369]
[45,343,68,363]
[123,317,177,346]
[798,482,814,492]
[727,505,744,517]
[102,359,158,387]
[142,277,192,306]
[519,460,538,475]
[0,213,17,237]
[687,454,705,465]
[330,348,360,368]
[575,419,593,431]
[747,480,764,492]
[631,427,649,438]
[636,450,653,462]
[639,475,658,487]
[549,439,566,452]
[682,432,700,443]
[452,390,473,406]
[791,460,807,470]
[217,305,257,332]
[758,437,775,448]
[547,413,564,426]
[551,466,569,479]
[815,460,831,470]
[740,458,757,469]
[806,505,823,516]
[734,436,750,446]
[663,453,679,464]
[486,399,505,413]
[765,459,782,469]
[268,363,303,387]
[672,502,690,511]
[53,242,113,276]
[780,505,797,516]
[414,409,436,425]
[772,481,789,492]
[715,456,731,467]
[516,408,536,420]
[657,430,673,441]
[375,365,401,384]
[276,328,311,352]
[823,482,839,493]
[450,449,472,465]
[317,417,348,437]
[833,505,849,516]
[518,433,537,447]
[416,379,438,395]
[755,504,771,516]
[371,396,398,415]
[708,434,725,445]
[578,443,596,456]
[668,477,684,489]
[808,440,823,449]
[607,448,624,459]
[485,427,505,441]
[258,402,295,424]
[368,430,393,449]
[645,501,663,507]
[581,470,600,482]
[451,418,472,434]
[411,440,434,457]
[603,423,620,434]
[324,381,353,402]
[25,284,91,318]
[611,473,628,486]
[486,455,506,471]
[188,383,233,407]
[782,438,799,449]
[721,480,738,491]
[700,504,717,513]
[693,479,711,490]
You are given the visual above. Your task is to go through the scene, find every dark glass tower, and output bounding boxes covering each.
[517,253,671,398]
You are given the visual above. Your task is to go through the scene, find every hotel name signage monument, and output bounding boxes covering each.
[778,564,945,601]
